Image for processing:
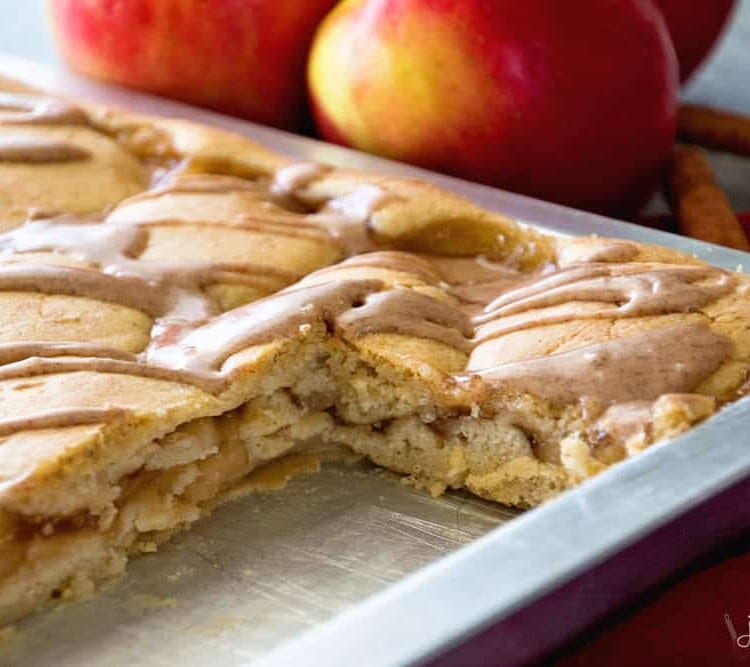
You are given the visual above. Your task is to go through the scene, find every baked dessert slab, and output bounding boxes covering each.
[0,79,749,625]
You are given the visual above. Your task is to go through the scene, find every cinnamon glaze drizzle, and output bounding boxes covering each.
[0,408,128,438]
[0,92,89,126]
[0,92,91,163]
[0,136,90,163]
[0,92,739,437]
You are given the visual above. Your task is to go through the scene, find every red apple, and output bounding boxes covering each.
[47,0,338,130]
[653,0,736,82]
[308,0,679,216]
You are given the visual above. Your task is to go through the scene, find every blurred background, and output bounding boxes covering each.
[0,1,58,64]
[0,0,747,110]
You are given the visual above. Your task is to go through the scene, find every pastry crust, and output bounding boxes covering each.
[0,81,748,624]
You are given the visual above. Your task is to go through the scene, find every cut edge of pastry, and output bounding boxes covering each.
[0,317,719,624]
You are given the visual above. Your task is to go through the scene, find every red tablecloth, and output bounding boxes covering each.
[553,543,750,666]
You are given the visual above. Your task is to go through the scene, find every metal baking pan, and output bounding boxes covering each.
[1,54,749,667]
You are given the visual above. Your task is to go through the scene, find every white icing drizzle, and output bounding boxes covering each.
[271,162,329,195]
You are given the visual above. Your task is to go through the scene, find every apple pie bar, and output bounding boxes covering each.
[0,79,748,624]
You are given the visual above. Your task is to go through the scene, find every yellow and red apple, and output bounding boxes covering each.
[308,0,679,216]
[47,0,338,130]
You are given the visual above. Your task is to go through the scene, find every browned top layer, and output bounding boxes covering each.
[0,87,746,479]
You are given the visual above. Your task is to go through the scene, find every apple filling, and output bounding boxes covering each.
[0,338,575,623]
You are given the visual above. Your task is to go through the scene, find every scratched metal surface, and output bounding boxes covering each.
[1,462,516,665]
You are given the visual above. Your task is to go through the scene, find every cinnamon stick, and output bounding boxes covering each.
[666,145,750,251]
[678,104,750,157]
